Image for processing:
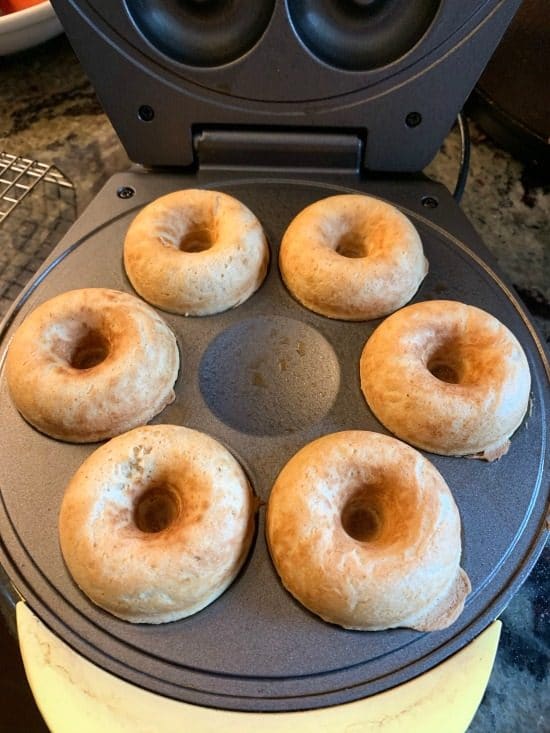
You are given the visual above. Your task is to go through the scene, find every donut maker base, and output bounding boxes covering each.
[0,167,548,712]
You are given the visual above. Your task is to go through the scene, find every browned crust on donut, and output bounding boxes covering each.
[266,431,470,631]
[5,288,179,442]
[471,439,511,462]
[59,425,256,623]
[410,569,471,632]
[123,189,269,316]
[279,194,428,320]
[360,300,531,456]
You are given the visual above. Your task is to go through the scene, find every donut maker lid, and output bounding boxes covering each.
[0,170,548,712]
[49,0,523,171]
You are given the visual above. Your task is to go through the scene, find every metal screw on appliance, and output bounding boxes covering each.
[421,195,439,209]
[406,111,422,128]
[117,186,136,200]
[138,105,155,122]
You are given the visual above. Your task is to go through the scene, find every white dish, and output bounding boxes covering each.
[0,1,63,56]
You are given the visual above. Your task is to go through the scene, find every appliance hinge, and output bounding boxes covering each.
[193,129,364,173]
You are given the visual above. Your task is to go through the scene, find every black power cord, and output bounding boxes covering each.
[453,111,471,203]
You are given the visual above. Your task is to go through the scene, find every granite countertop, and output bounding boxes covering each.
[1,34,548,733]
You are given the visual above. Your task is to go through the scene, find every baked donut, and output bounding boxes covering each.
[266,431,470,631]
[279,194,428,320]
[59,425,256,623]
[5,288,179,443]
[360,300,531,459]
[123,189,269,316]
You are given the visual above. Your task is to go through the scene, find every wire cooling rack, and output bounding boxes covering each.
[0,153,76,317]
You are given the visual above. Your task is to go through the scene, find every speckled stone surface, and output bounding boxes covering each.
[0,33,548,733]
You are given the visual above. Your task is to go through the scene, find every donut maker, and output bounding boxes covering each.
[1,0,549,724]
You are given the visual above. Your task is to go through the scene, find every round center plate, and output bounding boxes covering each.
[0,175,548,711]
[199,315,340,435]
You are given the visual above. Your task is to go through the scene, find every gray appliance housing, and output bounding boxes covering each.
[2,0,547,715]
[50,0,522,171]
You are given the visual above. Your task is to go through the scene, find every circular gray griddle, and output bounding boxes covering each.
[0,173,548,712]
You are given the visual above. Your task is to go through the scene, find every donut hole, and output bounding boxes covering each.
[178,227,215,253]
[341,490,382,542]
[427,342,463,384]
[335,231,368,259]
[69,329,110,369]
[134,485,181,533]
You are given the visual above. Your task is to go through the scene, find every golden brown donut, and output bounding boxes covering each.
[279,194,428,320]
[123,189,269,316]
[266,431,470,631]
[5,288,179,443]
[360,300,531,458]
[59,425,256,624]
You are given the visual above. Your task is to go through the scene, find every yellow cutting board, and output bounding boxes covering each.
[17,602,500,733]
